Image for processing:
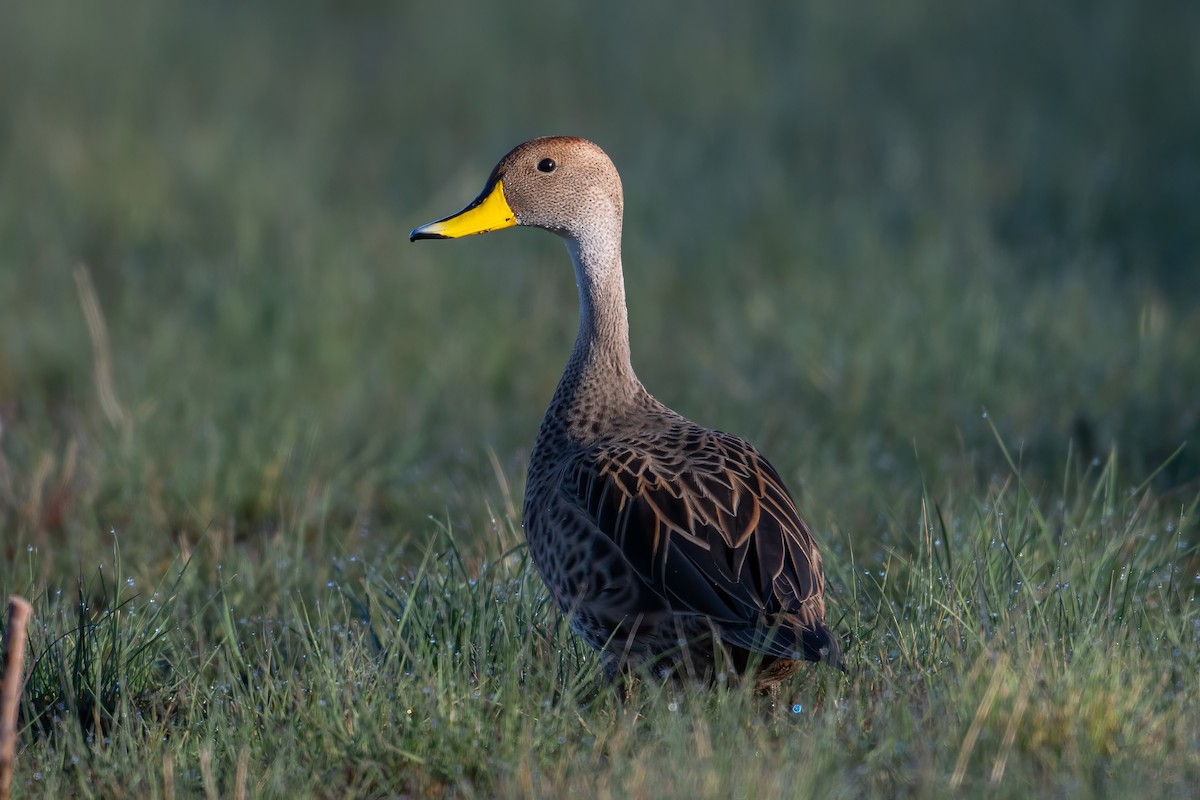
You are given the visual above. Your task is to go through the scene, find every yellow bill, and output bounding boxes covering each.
[410,178,517,241]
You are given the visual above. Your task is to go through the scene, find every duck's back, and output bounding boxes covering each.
[523,394,839,685]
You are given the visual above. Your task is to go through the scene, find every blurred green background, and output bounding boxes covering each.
[1,0,1198,568]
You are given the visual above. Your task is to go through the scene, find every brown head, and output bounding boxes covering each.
[410,136,624,244]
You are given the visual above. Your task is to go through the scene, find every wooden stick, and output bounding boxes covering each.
[0,596,33,800]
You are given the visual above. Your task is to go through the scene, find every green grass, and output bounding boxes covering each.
[9,458,1199,797]
[2,1,1199,797]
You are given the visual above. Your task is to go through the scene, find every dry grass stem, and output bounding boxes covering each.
[73,262,129,439]
[0,596,33,800]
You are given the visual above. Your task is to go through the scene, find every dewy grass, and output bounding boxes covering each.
[845,451,1199,675]
[20,544,193,743]
[6,455,1197,797]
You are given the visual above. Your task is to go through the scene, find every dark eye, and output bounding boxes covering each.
[537,158,556,173]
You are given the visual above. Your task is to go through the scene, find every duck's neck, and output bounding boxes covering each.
[551,232,645,420]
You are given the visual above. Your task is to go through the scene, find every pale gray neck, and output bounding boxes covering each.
[553,232,644,414]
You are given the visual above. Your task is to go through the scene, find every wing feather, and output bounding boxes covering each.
[560,420,827,655]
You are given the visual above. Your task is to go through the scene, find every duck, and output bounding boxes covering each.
[410,136,842,691]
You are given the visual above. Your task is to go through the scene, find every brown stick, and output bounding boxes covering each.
[0,596,33,800]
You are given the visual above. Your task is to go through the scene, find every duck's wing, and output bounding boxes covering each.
[559,423,830,660]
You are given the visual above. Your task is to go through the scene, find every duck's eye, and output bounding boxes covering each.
[537,158,556,173]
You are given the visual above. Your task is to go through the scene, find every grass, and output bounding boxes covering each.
[8,457,1199,797]
[2,1,1199,797]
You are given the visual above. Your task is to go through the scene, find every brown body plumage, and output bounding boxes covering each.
[411,136,841,690]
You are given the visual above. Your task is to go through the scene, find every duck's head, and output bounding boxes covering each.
[410,136,624,244]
